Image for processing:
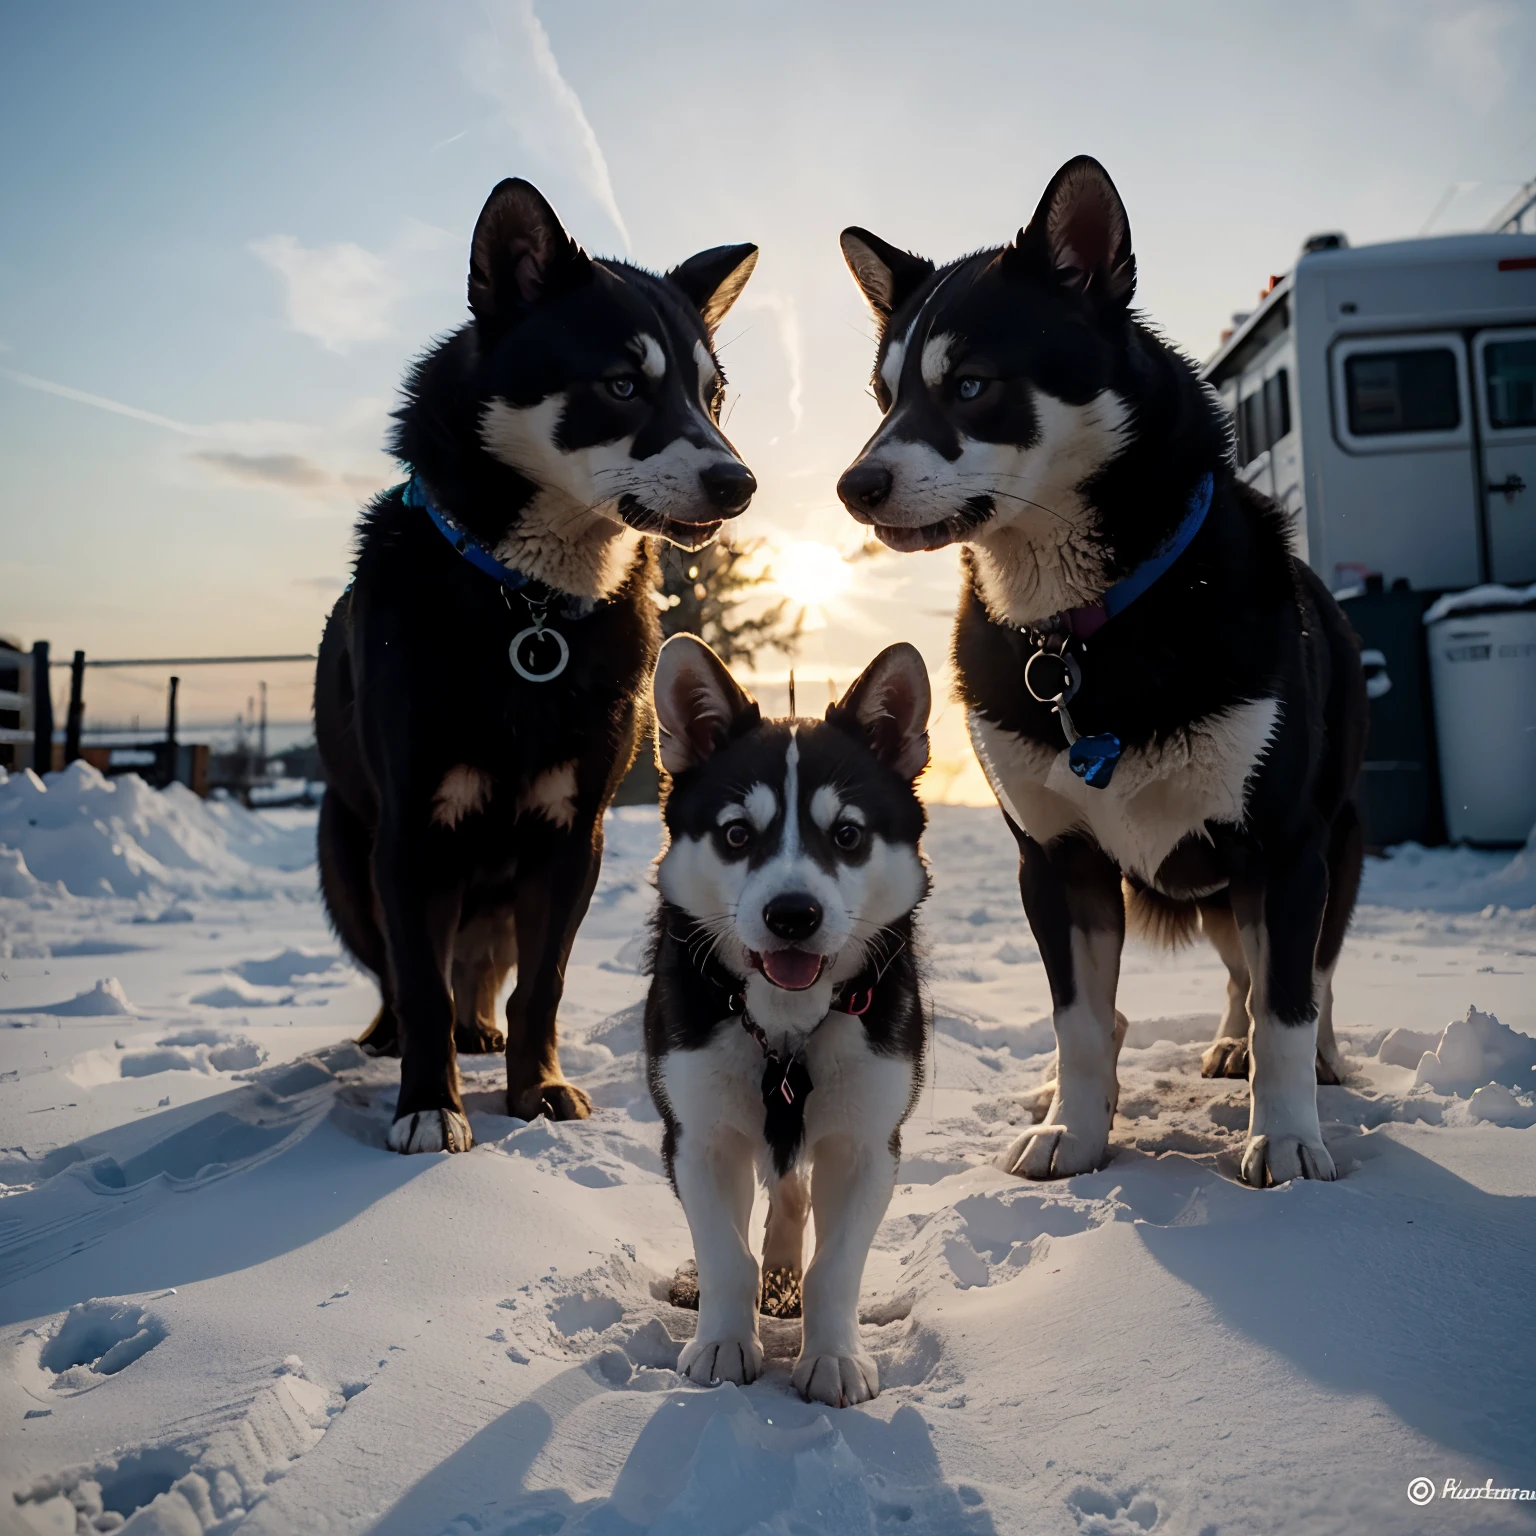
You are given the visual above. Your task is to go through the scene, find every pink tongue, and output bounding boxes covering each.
[761,949,823,990]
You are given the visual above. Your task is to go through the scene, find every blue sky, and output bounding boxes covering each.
[3,1,1534,788]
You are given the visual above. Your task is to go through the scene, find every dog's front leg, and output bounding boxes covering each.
[674,1124,763,1387]
[503,820,601,1121]
[793,1132,896,1407]
[1001,830,1124,1180]
[374,818,471,1154]
[1233,849,1337,1187]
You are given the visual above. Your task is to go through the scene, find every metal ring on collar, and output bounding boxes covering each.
[509,624,570,683]
[1024,646,1081,705]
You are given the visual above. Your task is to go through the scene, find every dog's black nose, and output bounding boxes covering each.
[837,461,892,518]
[699,461,757,514]
[762,893,823,943]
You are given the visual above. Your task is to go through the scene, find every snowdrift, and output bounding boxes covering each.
[0,763,315,899]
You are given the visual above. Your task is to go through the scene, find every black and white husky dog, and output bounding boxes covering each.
[315,179,760,1152]
[835,157,1366,1190]
[645,635,930,1406]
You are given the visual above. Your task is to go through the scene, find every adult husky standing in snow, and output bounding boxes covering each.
[315,179,760,1153]
[834,156,1366,1189]
[646,636,931,1405]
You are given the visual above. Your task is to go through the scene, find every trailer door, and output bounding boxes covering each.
[1473,328,1536,585]
[1331,333,1478,590]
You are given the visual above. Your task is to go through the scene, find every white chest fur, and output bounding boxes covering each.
[968,698,1281,882]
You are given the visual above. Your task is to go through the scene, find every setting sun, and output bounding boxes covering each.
[770,540,853,609]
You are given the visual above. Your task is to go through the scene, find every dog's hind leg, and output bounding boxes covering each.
[452,907,514,1055]
[319,790,401,1057]
[1233,839,1337,1188]
[503,823,601,1121]
[761,1166,810,1317]
[1313,802,1363,1086]
[1199,900,1251,1080]
[998,829,1125,1181]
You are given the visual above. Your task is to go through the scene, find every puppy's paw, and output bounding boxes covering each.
[510,1079,593,1121]
[1201,1038,1249,1079]
[1239,1133,1336,1188]
[679,1334,762,1387]
[792,1350,878,1408]
[388,1108,474,1154]
[454,1019,507,1055]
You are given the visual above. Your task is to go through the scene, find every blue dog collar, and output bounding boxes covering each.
[1060,472,1214,639]
[403,476,535,594]
[1026,472,1217,789]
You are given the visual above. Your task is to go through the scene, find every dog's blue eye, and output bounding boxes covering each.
[608,377,637,400]
[833,822,863,852]
[956,377,985,401]
[723,822,751,850]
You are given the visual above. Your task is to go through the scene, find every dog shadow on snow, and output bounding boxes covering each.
[369,1360,998,1536]
[1101,1129,1536,1475]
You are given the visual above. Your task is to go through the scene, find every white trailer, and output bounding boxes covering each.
[1203,231,1536,591]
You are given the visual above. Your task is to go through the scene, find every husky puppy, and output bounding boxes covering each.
[835,157,1366,1190]
[315,179,760,1152]
[645,636,930,1406]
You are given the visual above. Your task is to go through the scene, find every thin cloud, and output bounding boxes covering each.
[250,234,404,353]
[190,450,331,488]
[465,1,630,253]
[192,450,387,500]
[3,367,392,504]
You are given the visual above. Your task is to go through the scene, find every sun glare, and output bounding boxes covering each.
[771,541,853,609]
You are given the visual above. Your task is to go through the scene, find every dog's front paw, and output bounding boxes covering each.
[999,1090,1111,1180]
[1239,1133,1336,1187]
[1201,1038,1249,1078]
[792,1350,878,1408]
[510,1079,592,1121]
[680,1334,762,1387]
[388,1108,474,1154]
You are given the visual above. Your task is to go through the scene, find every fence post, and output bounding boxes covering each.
[65,650,86,764]
[30,641,53,774]
[164,675,180,787]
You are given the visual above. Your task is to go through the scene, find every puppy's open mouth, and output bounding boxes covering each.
[748,948,828,991]
[873,496,994,553]
[618,494,723,552]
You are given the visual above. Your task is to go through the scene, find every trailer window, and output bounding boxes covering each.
[1264,369,1292,445]
[1241,393,1266,464]
[1344,349,1460,435]
[1483,338,1536,429]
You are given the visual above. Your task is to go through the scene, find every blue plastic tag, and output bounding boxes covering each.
[1069,733,1122,788]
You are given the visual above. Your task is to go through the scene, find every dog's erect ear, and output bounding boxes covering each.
[468,178,592,324]
[1006,156,1136,308]
[839,228,935,323]
[653,634,761,776]
[667,244,759,335]
[827,642,931,781]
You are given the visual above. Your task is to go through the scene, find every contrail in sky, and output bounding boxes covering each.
[3,369,197,434]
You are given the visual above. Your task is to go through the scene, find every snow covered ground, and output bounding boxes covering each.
[1,762,1533,1535]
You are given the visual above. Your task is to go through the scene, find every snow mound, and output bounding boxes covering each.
[39,977,136,1016]
[1468,1082,1536,1128]
[0,843,45,897]
[189,974,295,1008]
[1413,1005,1536,1096]
[234,947,343,986]
[1363,822,1536,913]
[0,761,314,899]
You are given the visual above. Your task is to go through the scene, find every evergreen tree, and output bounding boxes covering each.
[654,536,803,666]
